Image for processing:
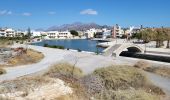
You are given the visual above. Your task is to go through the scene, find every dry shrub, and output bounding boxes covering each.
[134,60,151,70]
[112,89,160,100]
[93,65,149,90]
[7,49,44,66]
[0,68,6,75]
[80,74,104,94]
[44,63,87,100]
[145,66,170,78]
[92,65,165,96]
[44,63,83,78]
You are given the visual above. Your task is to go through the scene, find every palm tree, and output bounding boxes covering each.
[154,28,166,48]
[139,28,154,53]
[165,29,170,48]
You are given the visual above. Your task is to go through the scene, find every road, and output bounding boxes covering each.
[0,45,118,82]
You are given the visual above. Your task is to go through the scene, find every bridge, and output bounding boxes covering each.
[102,43,144,57]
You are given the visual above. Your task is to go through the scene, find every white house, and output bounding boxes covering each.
[5,28,15,37]
[32,31,42,37]
[58,31,72,39]
[125,26,141,36]
[84,28,100,39]
[46,31,58,39]
[0,29,6,37]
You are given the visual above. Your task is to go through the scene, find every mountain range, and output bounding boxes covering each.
[44,22,112,31]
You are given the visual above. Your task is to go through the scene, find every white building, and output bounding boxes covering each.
[46,31,72,39]
[32,31,42,37]
[58,31,72,39]
[95,28,112,39]
[46,31,58,39]
[5,28,15,37]
[125,26,141,36]
[0,29,6,37]
[84,28,101,39]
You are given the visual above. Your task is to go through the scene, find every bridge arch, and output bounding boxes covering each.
[112,44,144,57]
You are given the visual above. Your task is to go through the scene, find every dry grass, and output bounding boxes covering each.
[134,60,151,70]
[145,66,170,78]
[44,63,88,100]
[112,89,159,100]
[92,65,165,100]
[44,63,84,78]
[7,49,44,66]
[0,40,12,47]
[0,63,165,100]
[0,63,85,100]
[93,65,149,90]
[0,76,51,94]
[134,60,170,78]
[0,76,73,100]
[0,68,6,75]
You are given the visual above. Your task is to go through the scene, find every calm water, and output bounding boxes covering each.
[32,39,105,53]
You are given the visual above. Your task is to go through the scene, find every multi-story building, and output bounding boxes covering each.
[5,28,15,37]
[112,24,124,38]
[46,31,72,39]
[95,28,112,39]
[46,31,58,39]
[84,28,103,39]
[0,28,6,37]
[58,31,72,39]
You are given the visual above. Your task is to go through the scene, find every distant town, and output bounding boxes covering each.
[0,24,144,41]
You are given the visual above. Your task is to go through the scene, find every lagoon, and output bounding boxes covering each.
[31,39,105,53]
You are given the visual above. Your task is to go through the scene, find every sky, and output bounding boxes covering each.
[0,0,170,29]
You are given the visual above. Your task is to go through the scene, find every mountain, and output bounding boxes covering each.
[46,22,112,31]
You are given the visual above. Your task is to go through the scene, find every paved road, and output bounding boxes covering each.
[0,45,67,82]
[0,45,119,82]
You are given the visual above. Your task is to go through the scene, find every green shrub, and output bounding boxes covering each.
[43,44,65,49]
[77,49,81,52]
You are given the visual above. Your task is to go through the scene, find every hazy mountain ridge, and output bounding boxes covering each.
[46,22,112,31]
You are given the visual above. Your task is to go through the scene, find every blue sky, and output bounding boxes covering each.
[0,0,170,29]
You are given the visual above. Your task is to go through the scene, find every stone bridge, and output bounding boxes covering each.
[103,43,144,57]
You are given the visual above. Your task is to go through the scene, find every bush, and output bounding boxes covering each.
[0,68,6,75]
[93,65,149,90]
[134,60,151,70]
[145,66,170,78]
[44,63,83,78]
[77,49,81,52]
[80,74,104,94]
[43,44,65,49]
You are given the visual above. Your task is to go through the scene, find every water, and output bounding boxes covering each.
[32,39,105,53]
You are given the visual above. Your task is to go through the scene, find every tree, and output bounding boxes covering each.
[70,30,79,36]
[140,28,154,43]
[27,27,32,39]
[154,28,166,48]
[165,29,170,48]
